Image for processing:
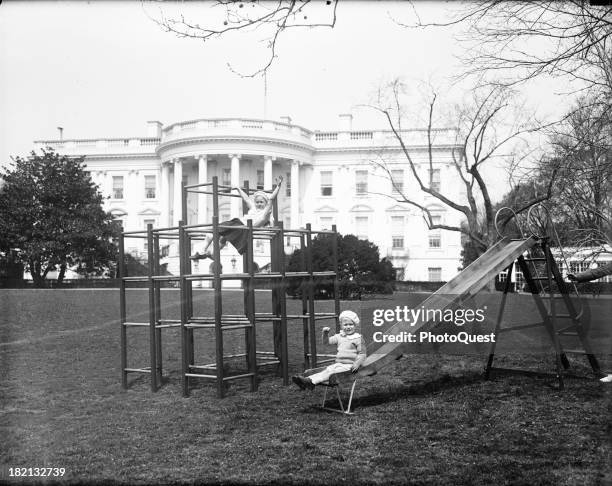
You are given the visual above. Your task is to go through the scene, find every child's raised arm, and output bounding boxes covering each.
[266,176,284,208]
[235,186,254,210]
[322,326,332,345]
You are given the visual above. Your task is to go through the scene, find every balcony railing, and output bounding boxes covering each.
[35,118,459,153]
[34,137,161,152]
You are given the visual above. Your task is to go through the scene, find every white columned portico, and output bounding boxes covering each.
[230,154,241,217]
[264,155,274,190]
[291,160,300,229]
[160,162,170,227]
[173,158,183,225]
[197,155,208,223]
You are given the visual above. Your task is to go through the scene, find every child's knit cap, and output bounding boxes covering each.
[339,310,360,326]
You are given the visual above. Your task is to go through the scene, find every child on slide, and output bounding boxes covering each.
[292,310,366,390]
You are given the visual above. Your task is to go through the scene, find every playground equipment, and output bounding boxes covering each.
[320,204,602,405]
[119,176,341,397]
[303,365,359,415]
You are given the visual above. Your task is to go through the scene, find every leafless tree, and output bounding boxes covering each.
[406,1,612,107]
[540,95,612,249]
[368,80,554,259]
[144,0,338,77]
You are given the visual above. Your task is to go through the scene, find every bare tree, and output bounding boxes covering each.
[145,0,338,77]
[540,95,612,249]
[406,1,612,98]
[368,80,554,261]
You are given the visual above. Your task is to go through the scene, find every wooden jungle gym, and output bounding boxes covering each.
[118,177,340,397]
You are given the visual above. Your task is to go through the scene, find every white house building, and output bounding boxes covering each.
[34,115,466,282]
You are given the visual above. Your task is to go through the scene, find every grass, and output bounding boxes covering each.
[1,288,611,485]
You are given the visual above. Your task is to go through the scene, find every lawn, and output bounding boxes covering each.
[1,288,611,485]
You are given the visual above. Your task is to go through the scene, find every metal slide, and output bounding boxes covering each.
[356,236,539,377]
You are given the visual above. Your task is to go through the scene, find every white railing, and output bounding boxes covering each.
[242,120,263,129]
[34,138,160,149]
[108,139,129,147]
[315,132,338,141]
[350,131,373,140]
[34,119,458,153]
[160,117,314,144]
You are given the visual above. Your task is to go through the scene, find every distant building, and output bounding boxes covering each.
[498,246,612,291]
[35,115,465,281]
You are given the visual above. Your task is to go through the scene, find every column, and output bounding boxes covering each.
[264,155,274,190]
[230,154,241,217]
[173,158,183,225]
[160,162,170,227]
[197,155,208,224]
[291,160,300,229]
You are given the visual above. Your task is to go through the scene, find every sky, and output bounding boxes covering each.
[0,0,583,197]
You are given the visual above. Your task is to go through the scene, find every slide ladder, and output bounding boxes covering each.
[484,206,601,388]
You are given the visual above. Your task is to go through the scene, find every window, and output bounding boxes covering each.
[391,216,404,249]
[428,267,442,282]
[222,168,231,187]
[355,216,368,240]
[430,169,441,192]
[391,169,404,195]
[569,262,591,275]
[144,175,156,199]
[113,217,125,230]
[321,171,333,196]
[355,170,368,195]
[286,172,291,196]
[257,170,264,190]
[567,261,612,281]
[428,215,441,249]
[395,267,405,281]
[112,176,124,199]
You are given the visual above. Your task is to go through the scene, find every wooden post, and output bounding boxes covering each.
[119,231,127,389]
[246,219,258,391]
[153,233,162,384]
[179,221,189,397]
[277,221,289,384]
[212,177,225,398]
[242,181,250,366]
[332,224,340,332]
[300,234,310,369]
[306,223,317,367]
[270,183,282,366]
[147,223,158,392]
